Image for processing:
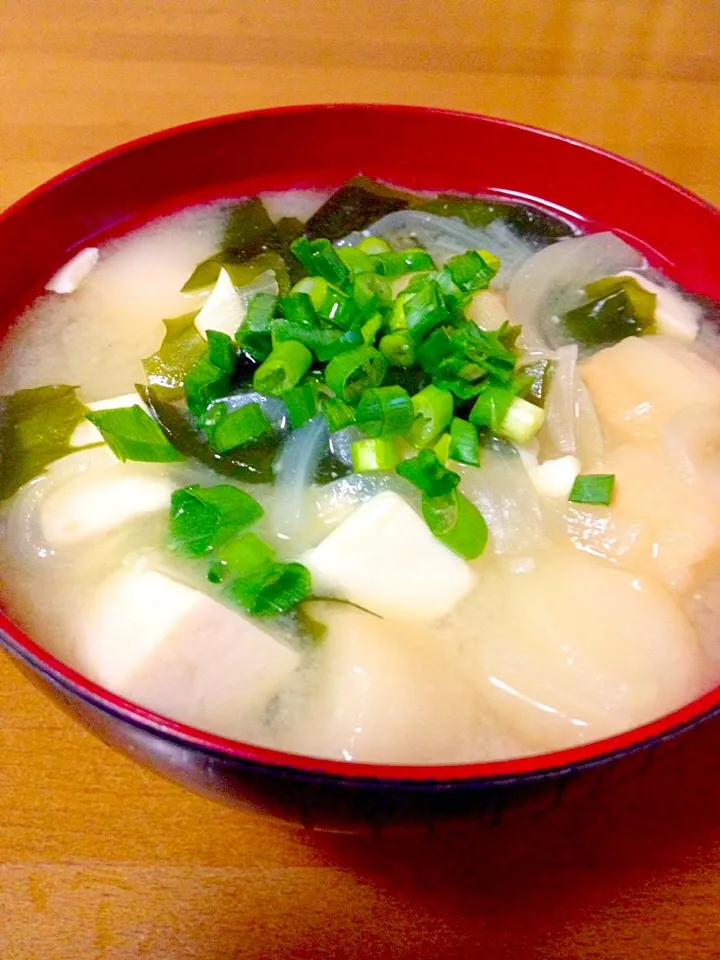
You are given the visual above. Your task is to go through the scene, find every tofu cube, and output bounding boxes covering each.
[301,491,475,621]
[194,267,248,340]
[45,247,99,294]
[80,564,300,736]
[40,454,175,547]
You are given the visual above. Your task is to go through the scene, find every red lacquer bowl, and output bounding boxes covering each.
[1,104,720,829]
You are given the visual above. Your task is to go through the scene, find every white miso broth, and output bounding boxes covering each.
[0,180,719,765]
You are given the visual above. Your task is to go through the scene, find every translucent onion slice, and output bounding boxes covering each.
[271,415,329,552]
[508,232,645,353]
[456,441,544,555]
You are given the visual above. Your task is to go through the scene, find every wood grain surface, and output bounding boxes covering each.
[2,2,720,957]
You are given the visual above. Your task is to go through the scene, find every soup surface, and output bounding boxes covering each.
[1,179,719,765]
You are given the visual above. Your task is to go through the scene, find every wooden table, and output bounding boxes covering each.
[2,2,720,956]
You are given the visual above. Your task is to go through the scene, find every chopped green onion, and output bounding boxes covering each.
[379,331,415,368]
[421,490,488,560]
[226,559,313,617]
[315,284,357,330]
[569,473,616,506]
[245,293,277,332]
[396,449,460,497]
[353,273,393,315]
[408,384,454,448]
[290,277,329,311]
[444,250,497,293]
[433,432,451,465]
[184,356,233,417]
[290,236,350,287]
[404,280,450,341]
[324,344,387,403]
[323,397,356,433]
[369,248,435,277]
[468,385,516,432]
[202,402,272,453]
[477,249,501,273]
[358,236,393,255]
[355,386,414,437]
[498,396,546,444]
[361,313,383,345]
[208,531,274,583]
[284,382,318,429]
[86,406,184,463]
[449,417,481,465]
[253,340,313,396]
[351,436,400,472]
[337,246,375,276]
[139,385,280,484]
[277,291,317,325]
[206,330,237,373]
[170,485,263,557]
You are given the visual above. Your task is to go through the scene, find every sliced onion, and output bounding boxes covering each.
[336,211,535,286]
[272,415,329,550]
[456,441,544,555]
[538,345,605,466]
[540,345,578,458]
[508,232,645,352]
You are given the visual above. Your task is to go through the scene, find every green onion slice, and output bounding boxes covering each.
[324,344,387,403]
[207,530,274,583]
[290,236,350,287]
[569,473,615,506]
[284,382,319,429]
[355,385,414,438]
[449,417,481,465]
[323,397,356,433]
[86,406,184,463]
[422,490,489,560]
[202,402,272,453]
[170,484,264,558]
[253,340,313,396]
[397,449,460,497]
[408,384,454,448]
[351,436,400,472]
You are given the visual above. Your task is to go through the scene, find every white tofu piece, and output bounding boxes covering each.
[282,602,475,764]
[194,267,248,340]
[301,491,475,621]
[616,270,700,342]
[531,455,581,498]
[45,247,100,294]
[40,464,174,547]
[71,392,150,448]
[80,565,300,735]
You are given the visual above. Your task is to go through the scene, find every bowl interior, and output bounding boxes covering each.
[1,103,720,785]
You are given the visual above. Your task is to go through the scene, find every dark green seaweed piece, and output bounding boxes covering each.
[220,199,305,285]
[563,289,650,348]
[0,385,89,501]
[304,177,412,241]
[142,311,205,401]
[413,194,577,243]
[137,385,280,483]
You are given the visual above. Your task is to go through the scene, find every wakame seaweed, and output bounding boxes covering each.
[413,194,578,243]
[138,385,280,484]
[304,177,412,242]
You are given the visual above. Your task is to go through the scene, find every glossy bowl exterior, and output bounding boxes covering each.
[1,104,720,828]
